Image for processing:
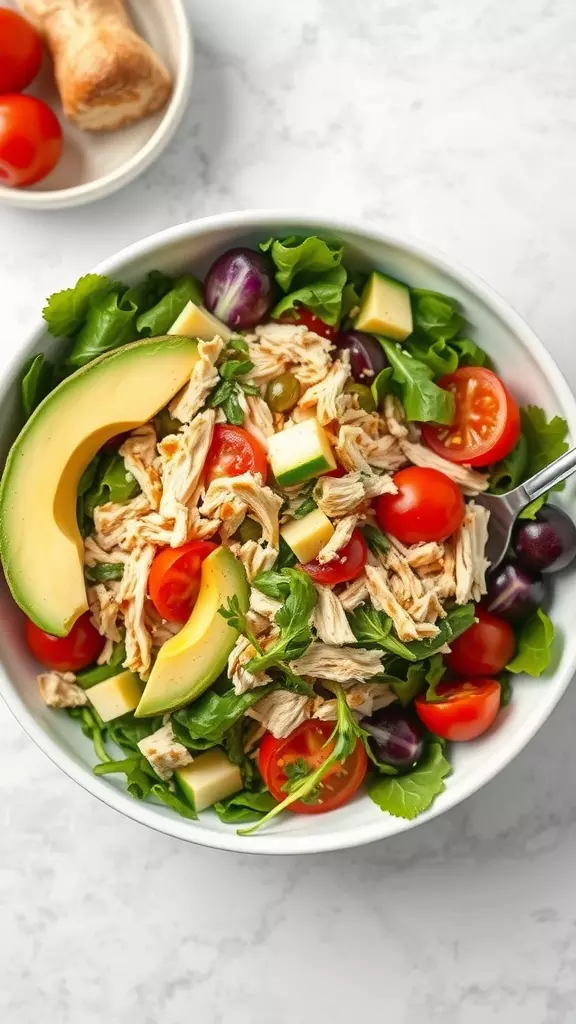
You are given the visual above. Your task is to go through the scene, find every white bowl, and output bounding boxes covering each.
[1,210,575,855]
[0,0,192,209]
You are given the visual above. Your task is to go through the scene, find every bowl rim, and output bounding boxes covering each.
[0,0,193,210]
[2,208,576,855]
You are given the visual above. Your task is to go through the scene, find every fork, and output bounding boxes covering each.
[475,448,576,569]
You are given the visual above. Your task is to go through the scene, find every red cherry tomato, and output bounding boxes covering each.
[415,679,501,741]
[375,466,465,544]
[290,308,338,340]
[301,528,367,585]
[421,367,521,467]
[26,612,104,672]
[447,607,515,677]
[0,95,62,188]
[0,9,43,93]
[258,720,367,813]
[325,465,346,478]
[148,541,217,623]
[204,424,268,483]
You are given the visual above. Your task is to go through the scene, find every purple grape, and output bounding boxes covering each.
[484,561,545,622]
[361,705,424,769]
[204,247,275,329]
[337,330,387,382]
[514,505,576,574]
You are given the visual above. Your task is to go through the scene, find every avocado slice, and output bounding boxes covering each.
[135,546,249,718]
[0,336,200,636]
[355,271,413,341]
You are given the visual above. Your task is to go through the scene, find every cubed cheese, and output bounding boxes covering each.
[86,670,143,722]
[268,418,336,487]
[281,508,335,564]
[175,749,242,812]
[355,271,413,341]
[168,300,232,341]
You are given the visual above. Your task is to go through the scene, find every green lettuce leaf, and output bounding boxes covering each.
[83,453,140,519]
[76,641,127,688]
[520,406,569,476]
[65,289,139,370]
[518,494,547,520]
[136,274,203,337]
[377,338,455,424]
[387,663,427,706]
[367,741,451,819]
[411,289,463,341]
[404,335,459,377]
[43,274,118,337]
[490,435,529,494]
[214,786,277,823]
[122,270,174,312]
[171,685,276,748]
[451,337,488,367]
[67,706,110,763]
[506,609,555,677]
[271,266,347,326]
[94,755,197,818]
[21,353,54,420]
[262,235,344,292]
[106,713,163,757]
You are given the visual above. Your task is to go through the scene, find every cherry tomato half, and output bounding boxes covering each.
[375,466,465,544]
[26,612,104,672]
[204,424,268,484]
[0,9,43,94]
[0,94,62,188]
[283,308,338,340]
[148,541,217,623]
[301,528,368,585]
[447,607,515,677]
[258,720,367,813]
[415,679,501,741]
[421,367,521,467]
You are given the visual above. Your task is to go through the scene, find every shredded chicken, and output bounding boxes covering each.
[386,547,424,605]
[409,590,446,624]
[313,681,396,721]
[384,394,409,438]
[365,564,439,641]
[87,584,122,643]
[228,540,278,582]
[399,440,489,495]
[202,472,283,547]
[145,602,182,648]
[119,425,162,511]
[314,470,396,518]
[249,586,282,622]
[432,538,457,600]
[93,494,152,552]
[119,544,156,679]
[338,574,370,612]
[317,514,359,564]
[312,584,356,645]
[336,424,406,474]
[290,641,384,683]
[137,721,193,782]
[158,410,215,546]
[298,353,351,425]
[169,337,224,423]
[38,671,88,708]
[228,634,272,695]
[455,501,490,603]
[242,395,275,450]
[83,536,128,567]
[246,689,313,738]
[248,323,332,388]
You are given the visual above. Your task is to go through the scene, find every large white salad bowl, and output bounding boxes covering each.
[1,211,575,855]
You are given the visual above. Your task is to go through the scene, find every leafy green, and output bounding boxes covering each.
[207,353,259,426]
[83,454,140,519]
[68,706,110,763]
[275,536,297,570]
[262,235,344,292]
[21,353,54,419]
[94,756,197,818]
[404,335,458,377]
[252,570,291,600]
[85,562,124,583]
[122,270,174,313]
[371,366,393,408]
[76,641,127,688]
[293,496,318,519]
[499,674,513,707]
[106,713,163,756]
[506,609,555,678]
[367,742,451,819]
[411,289,463,341]
[423,654,446,701]
[361,524,389,557]
[388,663,427,706]
[349,603,475,661]
[518,494,547,520]
[64,289,139,370]
[490,435,529,494]
[213,785,277,823]
[451,337,488,368]
[43,274,118,337]
[271,266,347,326]
[171,685,276,749]
[247,569,317,674]
[239,684,365,835]
[136,274,203,337]
[521,406,569,477]
[377,338,455,424]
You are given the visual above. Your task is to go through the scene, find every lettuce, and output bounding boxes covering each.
[367,742,451,819]
[271,266,346,326]
[171,685,276,749]
[489,435,529,494]
[262,235,344,292]
[43,274,119,337]
[377,338,455,424]
[64,289,139,370]
[507,609,555,677]
[136,274,202,336]
[214,786,277,824]
[411,288,464,341]
[21,353,54,420]
[520,406,569,476]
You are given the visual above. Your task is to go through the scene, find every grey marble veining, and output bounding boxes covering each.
[2,1,576,1021]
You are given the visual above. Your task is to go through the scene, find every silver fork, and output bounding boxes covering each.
[475,448,576,570]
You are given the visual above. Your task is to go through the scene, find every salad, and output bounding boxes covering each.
[2,234,575,834]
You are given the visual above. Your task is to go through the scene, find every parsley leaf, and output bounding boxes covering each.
[377,338,455,424]
[506,609,555,677]
[282,757,321,804]
[208,352,257,426]
[248,569,317,673]
[367,742,451,819]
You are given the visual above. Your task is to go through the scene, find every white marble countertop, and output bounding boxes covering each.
[2,1,576,1020]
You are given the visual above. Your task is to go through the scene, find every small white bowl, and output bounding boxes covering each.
[1,211,576,855]
[0,0,193,210]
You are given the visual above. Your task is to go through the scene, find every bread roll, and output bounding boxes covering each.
[18,0,173,131]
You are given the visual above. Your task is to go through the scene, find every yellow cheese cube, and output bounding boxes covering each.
[168,300,232,341]
[175,749,242,812]
[281,508,335,564]
[87,670,143,723]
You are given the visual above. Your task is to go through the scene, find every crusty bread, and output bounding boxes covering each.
[18,0,173,132]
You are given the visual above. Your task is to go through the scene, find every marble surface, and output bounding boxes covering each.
[2,1,576,1020]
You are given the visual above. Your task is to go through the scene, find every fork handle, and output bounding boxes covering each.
[520,446,576,503]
